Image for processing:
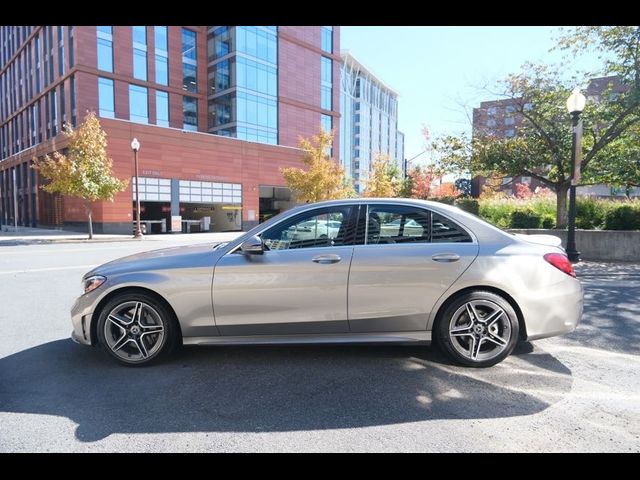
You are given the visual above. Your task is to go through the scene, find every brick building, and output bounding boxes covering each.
[0,26,341,233]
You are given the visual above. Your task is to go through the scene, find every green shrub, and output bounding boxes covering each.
[576,197,609,229]
[603,205,640,230]
[510,209,543,228]
[455,198,480,215]
[541,215,556,229]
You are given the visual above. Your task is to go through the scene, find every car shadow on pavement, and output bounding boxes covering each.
[0,339,572,442]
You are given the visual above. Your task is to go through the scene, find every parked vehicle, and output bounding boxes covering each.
[71,198,583,367]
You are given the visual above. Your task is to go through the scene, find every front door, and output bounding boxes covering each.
[348,204,479,332]
[212,205,358,336]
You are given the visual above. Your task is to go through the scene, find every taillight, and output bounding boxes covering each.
[544,253,576,277]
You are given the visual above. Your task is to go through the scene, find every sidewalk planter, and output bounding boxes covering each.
[508,229,640,262]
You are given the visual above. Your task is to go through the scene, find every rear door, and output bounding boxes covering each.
[347,203,479,332]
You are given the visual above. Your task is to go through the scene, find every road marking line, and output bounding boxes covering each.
[0,264,96,275]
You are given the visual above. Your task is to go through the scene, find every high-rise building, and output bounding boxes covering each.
[340,51,403,194]
[0,26,341,233]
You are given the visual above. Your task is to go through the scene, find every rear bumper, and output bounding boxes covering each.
[520,277,583,341]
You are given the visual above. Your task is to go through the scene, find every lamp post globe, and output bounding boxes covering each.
[565,88,585,263]
[131,138,143,238]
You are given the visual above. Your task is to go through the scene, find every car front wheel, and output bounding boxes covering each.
[436,291,519,368]
[96,292,178,366]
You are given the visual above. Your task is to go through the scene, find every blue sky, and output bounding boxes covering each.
[340,26,604,166]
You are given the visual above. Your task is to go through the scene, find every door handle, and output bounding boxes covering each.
[432,253,460,262]
[312,254,341,264]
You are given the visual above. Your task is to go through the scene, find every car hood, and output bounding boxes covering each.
[85,242,227,278]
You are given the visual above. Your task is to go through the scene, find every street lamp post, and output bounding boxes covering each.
[131,138,143,239]
[565,88,586,263]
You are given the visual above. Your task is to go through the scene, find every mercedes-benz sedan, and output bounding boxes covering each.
[71,198,583,368]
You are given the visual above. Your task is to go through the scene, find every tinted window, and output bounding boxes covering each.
[432,212,472,243]
[262,207,354,251]
[366,205,431,244]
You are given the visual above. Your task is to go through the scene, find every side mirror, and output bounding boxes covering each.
[240,235,264,255]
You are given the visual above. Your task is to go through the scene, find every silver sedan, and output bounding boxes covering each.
[71,198,583,368]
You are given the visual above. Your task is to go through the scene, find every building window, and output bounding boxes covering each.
[183,95,197,131]
[97,26,113,72]
[487,106,497,116]
[34,33,41,93]
[505,105,516,115]
[68,26,74,68]
[321,114,332,134]
[505,128,515,138]
[57,26,64,76]
[182,28,197,93]
[98,77,115,118]
[154,26,168,86]
[321,26,333,53]
[523,102,533,111]
[69,74,76,126]
[47,26,54,84]
[60,83,66,127]
[321,56,332,112]
[504,116,515,126]
[132,26,147,81]
[156,90,169,127]
[521,176,531,185]
[487,118,496,128]
[321,85,332,110]
[129,84,149,124]
[50,89,57,136]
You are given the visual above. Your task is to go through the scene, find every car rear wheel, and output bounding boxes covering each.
[96,292,178,366]
[436,291,519,368]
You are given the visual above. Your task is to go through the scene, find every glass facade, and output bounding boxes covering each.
[156,90,169,127]
[182,28,197,92]
[129,84,148,124]
[183,96,198,131]
[98,77,115,118]
[340,52,404,193]
[97,26,113,72]
[132,26,147,81]
[207,26,278,145]
[154,26,168,85]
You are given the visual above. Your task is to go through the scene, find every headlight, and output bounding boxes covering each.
[83,275,106,294]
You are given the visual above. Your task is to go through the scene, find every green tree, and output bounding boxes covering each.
[363,153,402,197]
[435,26,640,228]
[281,129,355,203]
[33,111,128,239]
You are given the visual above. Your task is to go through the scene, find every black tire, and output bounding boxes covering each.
[96,292,179,366]
[435,290,519,368]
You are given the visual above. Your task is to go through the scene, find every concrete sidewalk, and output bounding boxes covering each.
[0,226,244,246]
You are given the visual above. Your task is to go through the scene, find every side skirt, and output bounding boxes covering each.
[182,331,431,346]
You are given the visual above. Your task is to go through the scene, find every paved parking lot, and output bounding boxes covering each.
[0,237,638,452]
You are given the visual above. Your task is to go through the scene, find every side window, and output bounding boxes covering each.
[262,207,354,251]
[366,205,431,244]
[432,213,472,243]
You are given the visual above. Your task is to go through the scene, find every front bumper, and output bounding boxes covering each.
[70,292,99,346]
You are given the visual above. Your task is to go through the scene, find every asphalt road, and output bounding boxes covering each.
[0,236,638,452]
